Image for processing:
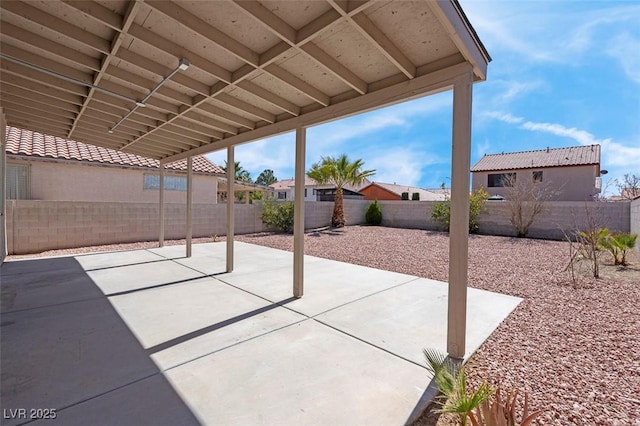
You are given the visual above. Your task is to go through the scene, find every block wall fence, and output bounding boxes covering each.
[5,199,631,255]
[631,198,640,257]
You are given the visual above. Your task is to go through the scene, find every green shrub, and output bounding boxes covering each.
[430,186,489,233]
[365,200,382,225]
[401,192,409,200]
[260,198,295,233]
[599,232,637,266]
[412,192,420,201]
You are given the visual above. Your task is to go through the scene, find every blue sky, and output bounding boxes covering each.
[207,1,640,195]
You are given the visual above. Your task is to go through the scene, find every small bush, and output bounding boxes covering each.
[365,200,382,225]
[260,198,294,233]
[401,192,409,200]
[412,192,420,201]
[430,186,489,233]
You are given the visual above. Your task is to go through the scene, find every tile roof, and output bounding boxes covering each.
[471,145,600,172]
[363,182,447,201]
[4,126,224,174]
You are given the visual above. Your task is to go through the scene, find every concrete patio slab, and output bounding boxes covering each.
[86,259,205,295]
[164,319,429,426]
[1,241,521,426]
[0,297,160,426]
[75,249,166,271]
[219,257,420,317]
[316,278,522,364]
[0,257,103,313]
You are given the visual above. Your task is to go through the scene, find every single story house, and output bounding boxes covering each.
[270,178,370,201]
[5,126,224,203]
[359,182,447,201]
[471,145,602,201]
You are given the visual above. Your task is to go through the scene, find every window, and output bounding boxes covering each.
[144,174,187,191]
[488,173,516,187]
[533,171,543,183]
[6,164,30,199]
[277,191,287,200]
[304,188,307,197]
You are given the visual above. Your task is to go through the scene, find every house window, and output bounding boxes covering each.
[488,173,516,187]
[277,191,287,200]
[6,164,30,199]
[533,171,543,183]
[304,188,307,197]
[144,174,187,191]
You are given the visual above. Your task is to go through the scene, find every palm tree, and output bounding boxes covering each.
[307,154,375,228]
[222,160,252,182]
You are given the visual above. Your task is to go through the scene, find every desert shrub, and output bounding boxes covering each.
[365,200,382,225]
[424,348,544,426]
[412,192,420,201]
[401,192,409,200]
[599,232,637,266]
[430,186,489,233]
[260,198,294,233]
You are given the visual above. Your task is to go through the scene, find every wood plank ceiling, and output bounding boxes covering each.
[0,0,490,163]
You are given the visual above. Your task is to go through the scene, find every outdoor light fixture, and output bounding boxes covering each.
[109,58,190,134]
[178,58,190,71]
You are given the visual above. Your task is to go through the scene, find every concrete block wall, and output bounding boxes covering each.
[631,198,640,256]
[477,201,630,239]
[378,201,441,230]
[6,201,265,254]
[6,199,632,254]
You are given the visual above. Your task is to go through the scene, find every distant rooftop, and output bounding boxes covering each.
[5,126,224,174]
[362,182,447,201]
[471,145,601,172]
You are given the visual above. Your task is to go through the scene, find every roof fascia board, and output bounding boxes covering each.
[161,62,472,164]
[427,0,489,81]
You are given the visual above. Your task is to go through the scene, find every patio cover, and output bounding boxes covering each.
[0,0,490,358]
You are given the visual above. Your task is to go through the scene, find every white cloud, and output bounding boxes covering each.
[606,32,640,84]
[519,121,640,168]
[482,111,523,124]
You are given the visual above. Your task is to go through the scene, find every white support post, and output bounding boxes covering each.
[186,156,193,258]
[293,127,306,298]
[159,163,165,247]
[226,146,234,272]
[447,69,473,359]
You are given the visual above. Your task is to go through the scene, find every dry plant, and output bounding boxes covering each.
[470,388,544,426]
[564,203,608,281]
[502,174,558,238]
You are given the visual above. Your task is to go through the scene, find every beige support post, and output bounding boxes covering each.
[293,126,306,298]
[226,146,234,272]
[0,108,6,263]
[447,68,473,359]
[186,156,193,258]
[159,163,165,247]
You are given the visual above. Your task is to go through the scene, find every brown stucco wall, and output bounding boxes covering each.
[8,158,218,204]
[631,198,640,257]
[471,165,599,201]
[360,185,400,201]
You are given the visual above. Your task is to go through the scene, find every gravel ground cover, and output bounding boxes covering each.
[7,226,639,425]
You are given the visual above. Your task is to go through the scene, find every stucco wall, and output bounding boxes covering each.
[631,198,640,257]
[8,158,218,203]
[472,165,599,201]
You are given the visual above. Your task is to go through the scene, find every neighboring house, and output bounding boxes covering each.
[5,127,225,203]
[269,178,370,201]
[471,145,602,201]
[359,182,447,201]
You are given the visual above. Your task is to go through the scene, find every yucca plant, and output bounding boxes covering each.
[469,388,544,426]
[424,349,495,426]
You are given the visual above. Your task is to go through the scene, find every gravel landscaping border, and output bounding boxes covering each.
[7,226,639,425]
